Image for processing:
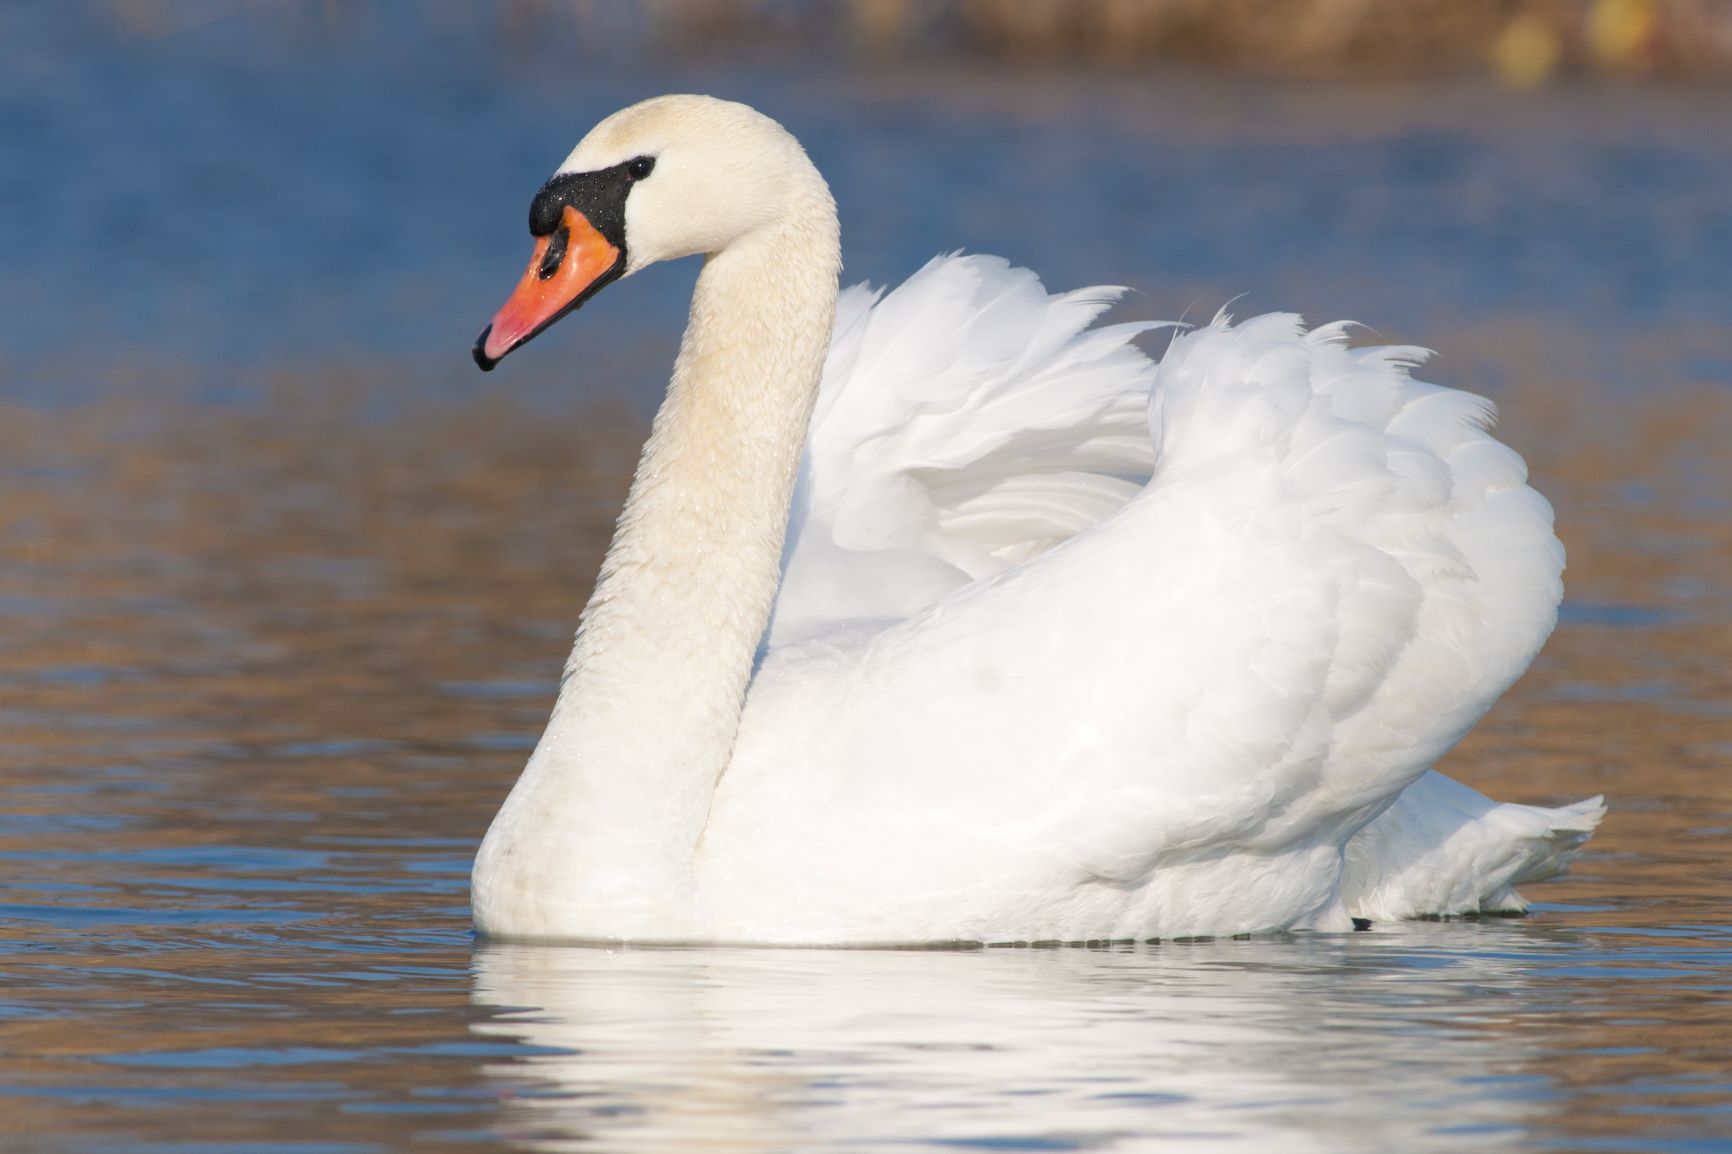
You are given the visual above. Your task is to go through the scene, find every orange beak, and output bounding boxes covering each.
[473,204,624,371]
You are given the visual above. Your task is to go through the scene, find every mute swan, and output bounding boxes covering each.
[468,95,1603,945]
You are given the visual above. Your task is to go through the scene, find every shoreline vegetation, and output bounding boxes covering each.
[636,0,1732,85]
[101,0,1732,86]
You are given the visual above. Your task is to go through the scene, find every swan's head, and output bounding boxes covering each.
[474,95,826,370]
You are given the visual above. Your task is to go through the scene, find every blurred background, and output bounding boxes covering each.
[2,3,1732,1152]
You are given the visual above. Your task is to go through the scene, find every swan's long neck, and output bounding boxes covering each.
[473,188,840,940]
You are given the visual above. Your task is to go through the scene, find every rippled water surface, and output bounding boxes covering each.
[4,5,1732,1152]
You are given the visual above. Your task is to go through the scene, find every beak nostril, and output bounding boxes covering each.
[537,226,570,280]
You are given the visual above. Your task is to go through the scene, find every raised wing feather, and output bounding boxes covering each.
[1150,312,1566,822]
[768,254,1162,646]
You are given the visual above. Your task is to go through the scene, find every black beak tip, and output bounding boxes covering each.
[472,326,499,372]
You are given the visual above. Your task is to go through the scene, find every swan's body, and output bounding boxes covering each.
[469,96,1602,944]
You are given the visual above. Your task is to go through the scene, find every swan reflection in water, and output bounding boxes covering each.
[470,929,1555,1152]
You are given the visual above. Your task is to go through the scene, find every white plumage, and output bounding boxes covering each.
[771,257,1162,645]
[469,96,1602,945]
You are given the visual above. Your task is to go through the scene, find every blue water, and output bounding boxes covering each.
[7,4,1732,400]
[3,4,1732,1152]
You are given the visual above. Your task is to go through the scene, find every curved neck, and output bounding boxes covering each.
[473,190,840,940]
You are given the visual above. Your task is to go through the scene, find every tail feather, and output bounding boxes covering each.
[1342,770,1606,921]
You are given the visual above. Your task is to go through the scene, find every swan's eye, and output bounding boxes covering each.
[627,156,655,181]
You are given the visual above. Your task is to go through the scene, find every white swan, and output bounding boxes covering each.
[468,95,1603,945]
